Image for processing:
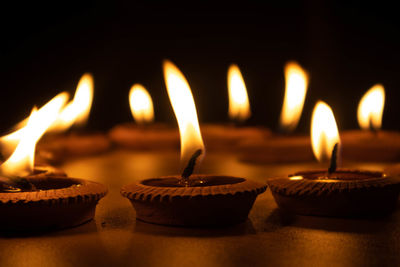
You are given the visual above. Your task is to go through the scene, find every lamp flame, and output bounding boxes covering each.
[280,61,309,132]
[357,84,385,131]
[1,92,69,158]
[311,101,340,162]
[0,93,68,177]
[163,60,205,167]
[49,73,94,132]
[227,64,251,122]
[129,84,154,124]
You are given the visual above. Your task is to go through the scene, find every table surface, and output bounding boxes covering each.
[0,150,399,267]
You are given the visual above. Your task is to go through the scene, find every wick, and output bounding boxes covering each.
[328,143,339,174]
[369,117,378,136]
[230,115,251,128]
[277,126,290,135]
[0,144,4,162]
[181,149,203,180]
[0,174,37,192]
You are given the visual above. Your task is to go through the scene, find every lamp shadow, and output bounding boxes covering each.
[263,208,398,234]
[133,219,257,237]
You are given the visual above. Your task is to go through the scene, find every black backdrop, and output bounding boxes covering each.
[1,1,399,134]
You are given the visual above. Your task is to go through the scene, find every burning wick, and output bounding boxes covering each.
[328,143,339,174]
[369,118,378,135]
[0,176,36,192]
[181,149,203,180]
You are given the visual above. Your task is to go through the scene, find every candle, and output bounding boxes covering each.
[37,74,111,164]
[341,84,400,162]
[121,60,266,227]
[268,101,400,217]
[239,61,313,163]
[0,94,107,230]
[108,83,180,150]
[201,63,270,151]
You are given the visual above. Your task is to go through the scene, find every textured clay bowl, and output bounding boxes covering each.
[0,175,107,231]
[37,132,111,165]
[108,123,179,150]
[268,169,400,218]
[121,175,267,227]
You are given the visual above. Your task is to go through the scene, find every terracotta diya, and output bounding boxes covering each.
[121,60,266,226]
[108,84,179,150]
[34,73,111,164]
[201,123,271,151]
[341,84,400,162]
[238,134,313,163]
[37,131,111,164]
[239,61,312,163]
[268,101,400,217]
[0,171,107,231]
[201,64,271,151]
[0,93,107,231]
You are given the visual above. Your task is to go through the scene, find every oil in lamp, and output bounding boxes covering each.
[0,94,107,230]
[201,63,270,151]
[341,84,400,161]
[108,83,179,150]
[121,60,266,226]
[37,73,111,163]
[239,61,313,163]
[268,101,400,217]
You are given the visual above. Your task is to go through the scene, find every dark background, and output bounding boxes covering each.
[1,1,399,134]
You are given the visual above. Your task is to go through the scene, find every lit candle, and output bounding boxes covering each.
[268,101,400,217]
[341,84,400,162]
[239,61,313,163]
[108,83,179,150]
[0,94,107,230]
[121,60,266,227]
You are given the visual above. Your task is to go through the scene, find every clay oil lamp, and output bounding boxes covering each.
[268,101,400,217]
[121,60,267,227]
[341,84,400,162]
[36,73,111,164]
[109,83,179,150]
[239,61,313,163]
[0,95,107,230]
[201,64,270,151]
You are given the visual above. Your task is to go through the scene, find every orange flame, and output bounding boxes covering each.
[227,64,251,122]
[280,61,309,132]
[0,93,68,177]
[49,73,94,132]
[1,92,69,158]
[129,84,154,124]
[357,84,385,131]
[311,101,340,162]
[163,60,204,167]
